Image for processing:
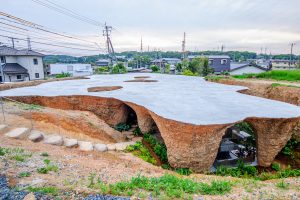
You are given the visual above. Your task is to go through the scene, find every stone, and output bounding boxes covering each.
[94,144,108,152]
[64,138,78,148]
[30,178,46,187]
[44,135,63,146]
[126,135,135,139]
[115,142,135,151]
[23,193,36,200]
[106,144,116,151]
[0,124,7,132]
[28,130,44,142]
[78,141,93,151]
[132,137,143,142]
[5,128,29,139]
[122,131,133,136]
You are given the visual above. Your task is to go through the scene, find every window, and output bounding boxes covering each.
[67,65,73,72]
[33,58,38,65]
[0,56,5,64]
[221,59,228,65]
[17,75,22,80]
[35,73,39,78]
[209,59,213,65]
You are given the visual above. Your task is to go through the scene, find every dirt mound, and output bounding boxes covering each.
[87,86,123,92]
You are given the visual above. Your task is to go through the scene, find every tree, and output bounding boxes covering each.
[111,63,127,74]
[187,57,213,76]
[201,57,214,76]
[150,65,160,72]
[165,64,170,74]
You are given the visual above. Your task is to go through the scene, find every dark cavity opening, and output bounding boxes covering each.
[213,122,257,170]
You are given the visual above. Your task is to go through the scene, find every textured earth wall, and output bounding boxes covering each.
[9,95,300,172]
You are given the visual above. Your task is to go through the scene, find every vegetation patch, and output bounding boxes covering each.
[37,159,59,174]
[125,141,157,165]
[271,83,300,88]
[18,171,31,178]
[233,70,300,81]
[0,147,32,162]
[27,186,59,196]
[55,72,71,78]
[91,174,232,198]
[114,123,130,132]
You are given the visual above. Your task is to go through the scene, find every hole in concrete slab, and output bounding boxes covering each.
[124,80,158,82]
[134,76,151,79]
[87,86,123,92]
[212,122,257,171]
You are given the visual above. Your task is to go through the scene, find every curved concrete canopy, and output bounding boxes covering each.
[1,73,300,125]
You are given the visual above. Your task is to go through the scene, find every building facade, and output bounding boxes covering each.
[0,46,44,82]
[49,63,93,77]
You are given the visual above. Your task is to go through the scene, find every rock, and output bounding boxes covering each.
[5,128,29,139]
[126,135,135,139]
[28,130,43,142]
[115,142,135,151]
[122,131,133,136]
[44,135,63,146]
[106,144,116,151]
[64,138,78,148]
[0,124,7,132]
[132,137,143,142]
[78,141,93,151]
[23,193,36,200]
[30,178,46,187]
[94,144,108,152]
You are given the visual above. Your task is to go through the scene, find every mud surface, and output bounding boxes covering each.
[88,86,123,92]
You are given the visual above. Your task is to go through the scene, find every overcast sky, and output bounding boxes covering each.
[1,0,300,55]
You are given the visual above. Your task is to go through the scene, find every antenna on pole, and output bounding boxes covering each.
[140,37,143,53]
[182,32,186,59]
[9,37,15,48]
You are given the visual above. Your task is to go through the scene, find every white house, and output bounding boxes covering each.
[50,63,93,77]
[0,46,44,82]
[230,62,268,75]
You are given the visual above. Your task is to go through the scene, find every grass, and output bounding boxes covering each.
[143,133,168,163]
[27,186,59,196]
[92,174,232,198]
[40,152,49,157]
[125,141,157,165]
[271,83,300,88]
[18,171,31,178]
[114,123,130,132]
[0,147,32,162]
[276,180,289,190]
[233,70,300,81]
[216,162,300,181]
[37,159,59,174]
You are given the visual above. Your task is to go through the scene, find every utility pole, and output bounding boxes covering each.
[9,37,15,48]
[289,43,296,68]
[182,32,186,59]
[27,37,31,50]
[103,23,116,64]
[221,45,224,52]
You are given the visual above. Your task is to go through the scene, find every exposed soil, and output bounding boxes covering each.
[87,86,123,92]
[208,78,300,106]
[124,79,158,82]
[0,76,89,91]
[134,76,151,79]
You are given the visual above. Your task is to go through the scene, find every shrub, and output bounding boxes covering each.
[114,123,130,132]
[111,63,127,74]
[143,134,168,163]
[281,139,299,158]
[55,72,71,78]
[125,142,157,165]
[95,66,109,74]
[183,69,198,76]
[150,65,160,73]
[40,152,49,157]
[175,168,193,176]
[271,163,281,172]
[37,159,59,174]
[276,180,289,189]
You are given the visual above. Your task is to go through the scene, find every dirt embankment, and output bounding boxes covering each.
[0,76,88,91]
[209,78,300,106]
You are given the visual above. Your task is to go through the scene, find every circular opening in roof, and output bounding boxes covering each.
[124,80,158,83]
[87,86,123,92]
[134,76,151,79]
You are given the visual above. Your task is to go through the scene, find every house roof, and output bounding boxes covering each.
[0,46,44,57]
[2,63,28,74]
[208,55,230,59]
[230,62,268,72]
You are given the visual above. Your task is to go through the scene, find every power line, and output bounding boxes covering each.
[0,34,102,52]
[31,0,103,26]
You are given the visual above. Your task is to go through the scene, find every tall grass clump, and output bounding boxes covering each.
[233,70,300,81]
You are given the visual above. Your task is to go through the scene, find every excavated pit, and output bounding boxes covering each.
[87,86,123,92]
[124,79,158,82]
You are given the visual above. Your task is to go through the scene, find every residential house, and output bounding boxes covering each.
[271,59,297,69]
[188,55,231,74]
[96,59,110,66]
[0,46,44,82]
[230,62,269,75]
[49,63,93,77]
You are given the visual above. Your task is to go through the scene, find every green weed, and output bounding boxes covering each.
[27,186,59,196]
[276,180,289,189]
[18,171,31,178]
